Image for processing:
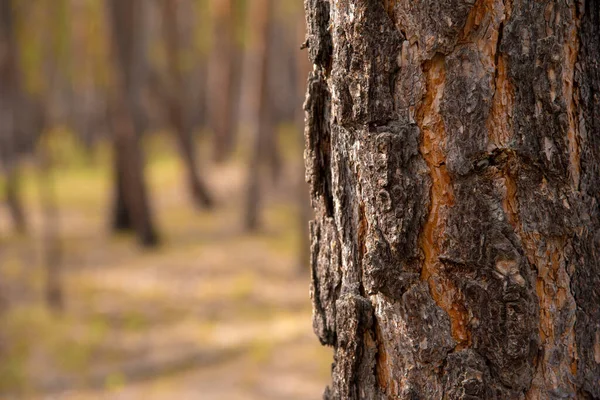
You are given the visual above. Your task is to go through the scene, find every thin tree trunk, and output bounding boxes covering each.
[264,20,286,186]
[38,136,64,313]
[5,169,26,233]
[0,0,27,234]
[110,103,158,247]
[112,157,133,232]
[207,0,235,162]
[265,105,281,185]
[243,0,273,231]
[34,0,66,313]
[107,0,158,247]
[163,0,213,209]
[305,0,600,398]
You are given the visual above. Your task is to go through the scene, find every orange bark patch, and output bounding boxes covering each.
[525,237,578,398]
[416,56,471,349]
[374,320,394,395]
[382,0,397,19]
[488,56,515,149]
[460,0,495,42]
[525,4,580,396]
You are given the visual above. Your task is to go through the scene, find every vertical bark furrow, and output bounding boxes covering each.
[310,213,342,346]
[416,55,472,352]
[305,69,334,216]
[438,1,541,392]
[572,0,600,397]
[500,1,583,398]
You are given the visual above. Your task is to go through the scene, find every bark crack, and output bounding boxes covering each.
[416,55,471,350]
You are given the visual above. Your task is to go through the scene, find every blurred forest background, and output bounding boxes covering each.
[0,0,331,398]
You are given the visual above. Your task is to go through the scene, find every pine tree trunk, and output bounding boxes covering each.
[304,0,600,398]
[0,0,27,234]
[107,0,158,247]
[112,156,133,232]
[208,0,236,162]
[38,138,64,313]
[163,0,213,209]
[243,0,273,231]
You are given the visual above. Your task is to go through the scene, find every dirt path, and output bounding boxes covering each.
[0,150,331,399]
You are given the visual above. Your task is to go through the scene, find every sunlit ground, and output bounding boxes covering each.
[0,130,331,399]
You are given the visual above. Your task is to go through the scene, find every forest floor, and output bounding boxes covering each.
[0,132,331,399]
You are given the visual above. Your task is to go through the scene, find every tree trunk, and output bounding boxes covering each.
[38,135,64,313]
[304,0,600,398]
[163,0,213,209]
[243,0,273,231]
[107,0,158,247]
[208,0,236,162]
[112,156,133,232]
[4,169,26,233]
[0,0,27,234]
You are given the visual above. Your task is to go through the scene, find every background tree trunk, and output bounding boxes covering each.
[0,0,27,234]
[112,157,133,232]
[243,0,273,231]
[38,130,64,313]
[107,0,158,247]
[207,0,236,162]
[163,0,213,209]
[304,0,600,398]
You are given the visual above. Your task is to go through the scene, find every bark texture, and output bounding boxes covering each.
[304,0,600,398]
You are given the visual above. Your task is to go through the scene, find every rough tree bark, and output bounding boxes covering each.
[162,0,213,209]
[107,0,158,247]
[304,0,600,399]
[297,13,312,271]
